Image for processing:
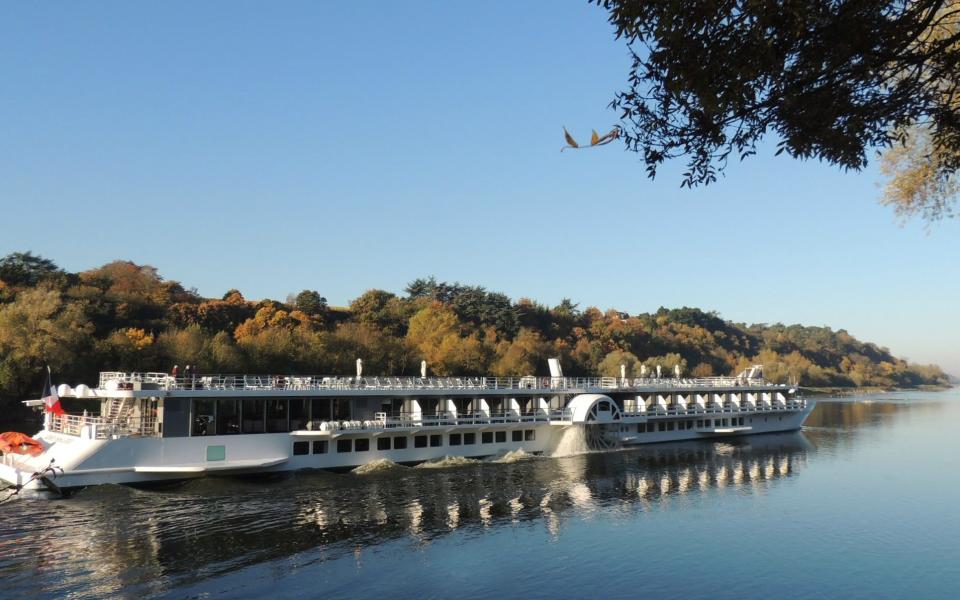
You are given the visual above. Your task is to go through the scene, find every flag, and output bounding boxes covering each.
[41,367,64,416]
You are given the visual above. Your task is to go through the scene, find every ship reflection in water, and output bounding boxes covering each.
[3,393,959,600]
[1,433,809,598]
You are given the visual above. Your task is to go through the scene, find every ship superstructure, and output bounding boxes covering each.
[0,364,814,493]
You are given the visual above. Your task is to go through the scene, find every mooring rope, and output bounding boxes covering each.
[0,459,62,503]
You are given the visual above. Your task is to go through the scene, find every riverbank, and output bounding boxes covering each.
[801,383,954,397]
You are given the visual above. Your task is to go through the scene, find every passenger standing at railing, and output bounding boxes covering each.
[172,364,179,379]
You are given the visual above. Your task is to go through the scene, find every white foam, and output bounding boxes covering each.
[414,455,479,469]
[551,425,592,457]
[352,459,403,474]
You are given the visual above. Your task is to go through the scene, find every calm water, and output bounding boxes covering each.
[2,389,959,599]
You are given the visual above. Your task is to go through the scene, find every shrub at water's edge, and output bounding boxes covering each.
[0,253,950,407]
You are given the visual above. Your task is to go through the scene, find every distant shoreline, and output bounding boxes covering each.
[801,384,953,397]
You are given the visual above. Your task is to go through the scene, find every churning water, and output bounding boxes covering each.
[2,388,959,599]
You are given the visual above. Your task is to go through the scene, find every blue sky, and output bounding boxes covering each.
[1,2,958,373]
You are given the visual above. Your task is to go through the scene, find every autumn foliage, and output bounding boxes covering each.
[0,253,949,403]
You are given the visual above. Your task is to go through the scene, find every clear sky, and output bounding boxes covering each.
[1,2,958,374]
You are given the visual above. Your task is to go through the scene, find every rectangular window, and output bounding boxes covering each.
[482,432,493,444]
[430,434,442,447]
[377,437,391,451]
[266,398,289,433]
[449,433,462,446]
[337,439,352,453]
[293,441,309,455]
[415,435,427,448]
[355,438,370,452]
[637,423,644,433]
[667,421,675,431]
[658,422,666,432]
[464,432,476,445]
[289,398,309,431]
[311,398,332,421]
[525,430,535,441]
[242,398,265,433]
[393,436,407,449]
[495,431,506,443]
[333,398,351,421]
[512,430,523,442]
[216,398,239,435]
[193,398,217,436]
[313,440,328,454]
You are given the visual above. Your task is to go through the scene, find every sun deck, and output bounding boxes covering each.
[97,371,792,397]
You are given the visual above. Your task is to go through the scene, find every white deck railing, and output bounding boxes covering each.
[99,372,786,394]
[48,413,158,439]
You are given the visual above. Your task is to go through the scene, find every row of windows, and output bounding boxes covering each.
[636,417,748,433]
[292,429,537,455]
[192,397,353,436]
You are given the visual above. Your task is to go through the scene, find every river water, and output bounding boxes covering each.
[2,388,959,599]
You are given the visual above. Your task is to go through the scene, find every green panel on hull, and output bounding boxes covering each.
[206,445,226,461]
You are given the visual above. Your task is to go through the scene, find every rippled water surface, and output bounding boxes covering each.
[2,389,959,599]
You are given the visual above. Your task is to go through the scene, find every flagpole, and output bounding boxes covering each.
[43,366,53,431]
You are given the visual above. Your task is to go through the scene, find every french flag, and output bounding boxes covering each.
[41,367,64,416]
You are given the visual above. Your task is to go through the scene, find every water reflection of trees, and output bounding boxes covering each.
[2,433,811,597]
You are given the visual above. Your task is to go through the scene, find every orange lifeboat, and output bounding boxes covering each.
[0,432,44,456]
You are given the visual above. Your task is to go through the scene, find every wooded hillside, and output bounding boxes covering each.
[0,252,948,403]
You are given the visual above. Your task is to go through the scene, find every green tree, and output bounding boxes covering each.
[0,251,64,287]
[0,288,94,396]
[598,349,641,378]
[594,0,960,219]
[293,290,328,316]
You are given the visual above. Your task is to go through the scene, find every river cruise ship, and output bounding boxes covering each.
[0,363,814,494]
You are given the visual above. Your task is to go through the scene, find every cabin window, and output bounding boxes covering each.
[289,399,309,431]
[658,422,666,432]
[495,431,506,443]
[415,435,428,448]
[449,433,462,446]
[313,440,328,454]
[193,399,216,436]
[242,399,265,434]
[293,441,309,455]
[525,430,535,441]
[311,398,332,421]
[464,433,476,445]
[355,438,370,452]
[217,398,240,435]
[667,421,675,431]
[378,437,391,451]
[333,398,351,421]
[337,439,352,453]
[430,434,442,447]
[266,399,289,433]
[637,423,645,433]
[393,436,407,449]
[482,432,493,444]
[512,430,523,442]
